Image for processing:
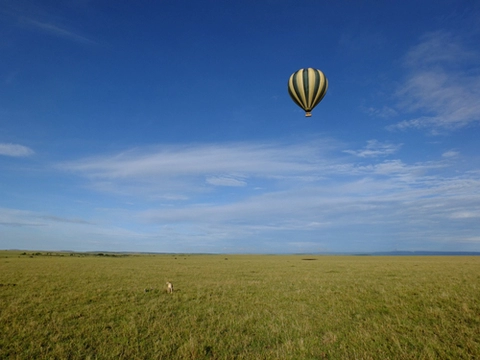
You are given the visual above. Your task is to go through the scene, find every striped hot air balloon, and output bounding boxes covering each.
[288,68,328,117]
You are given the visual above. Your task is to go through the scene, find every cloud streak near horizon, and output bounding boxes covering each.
[2,138,475,253]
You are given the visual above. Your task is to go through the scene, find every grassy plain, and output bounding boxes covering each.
[1,251,479,359]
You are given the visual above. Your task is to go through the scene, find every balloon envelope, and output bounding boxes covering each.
[288,68,328,117]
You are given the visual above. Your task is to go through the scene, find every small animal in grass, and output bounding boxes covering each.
[166,281,174,293]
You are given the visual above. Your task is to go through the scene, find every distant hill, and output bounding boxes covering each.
[354,251,480,256]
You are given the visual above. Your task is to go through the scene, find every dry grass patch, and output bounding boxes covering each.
[1,252,479,359]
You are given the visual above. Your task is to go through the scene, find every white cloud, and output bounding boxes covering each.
[0,143,34,157]
[58,140,338,199]
[60,141,334,178]
[21,18,96,44]
[363,106,398,119]
[449,211,480,219]
[4,139,478,253]
[344,140,401,158]
[442,150,459,158]
[48,139,480,252]
[0,208,91,227]
[206,175,247,187]
[461,237,480,243]
[390,31,480,132]
[403,31,477,68]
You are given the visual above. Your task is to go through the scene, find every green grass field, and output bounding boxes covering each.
[1,251,479,359]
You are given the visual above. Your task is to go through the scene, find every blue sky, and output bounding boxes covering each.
[1,0,480,253]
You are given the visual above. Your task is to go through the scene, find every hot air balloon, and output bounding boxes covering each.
[288,68,328,117]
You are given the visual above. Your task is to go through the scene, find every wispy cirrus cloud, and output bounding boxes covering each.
[343,140,401,158]
[362,106,398,119]
[60,141,335,178]
[206,175,247,187]
[1,0,95,44]
[49,139,480,252]
[442,150,459,158]
[0,208,91,227]
[58,140,338,199]
[20,17,96,44]
[0,143,34,157]
[390,31,480,133]
[56,139,461,201]
[403,31,477,69]
[4,139,478,253]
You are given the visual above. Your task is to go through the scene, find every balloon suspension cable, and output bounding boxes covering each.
[305,112,312,117]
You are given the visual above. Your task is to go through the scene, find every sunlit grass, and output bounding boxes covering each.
[1,252,479,359]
